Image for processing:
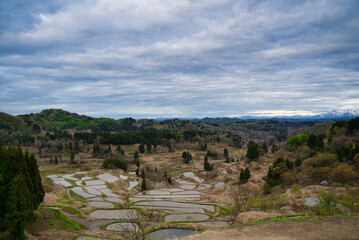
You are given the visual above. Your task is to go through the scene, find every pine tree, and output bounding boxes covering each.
[239,169,244,184]
[244,168,251,182]
[6,174,34,240]
[26,152,45,208]
[0,143,9,231]
[139,143,145,153]
[141,177,147,191]
[134,151,139,161]
[167,175,172,184]
[146,143,152,153]
[74,140,80,153]
[141,169,147,191]
[0,145,43,239]
[204,155,213,171]
[70,151,75,164]
[224,148,229,157]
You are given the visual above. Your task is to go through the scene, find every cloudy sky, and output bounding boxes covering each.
[0,0,358,119]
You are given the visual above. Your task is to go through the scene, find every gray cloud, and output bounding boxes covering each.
[0,0,358,118]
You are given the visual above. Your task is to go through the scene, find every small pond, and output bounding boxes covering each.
[149,229,195,240]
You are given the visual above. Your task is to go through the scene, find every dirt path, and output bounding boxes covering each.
[182,217,359,240]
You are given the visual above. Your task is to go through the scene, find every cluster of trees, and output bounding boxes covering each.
[101,158,128,171]
[301,153,358,184]
[333,144,359,162]
[246,141,262,160]
[0,144,44,239]
[182,130,210,141]
[74,130,179,146]
[264,157,297,193]
[182,151,192,164]
[286,133,325,152]
[332,117,359,134]
[239,168,251,184]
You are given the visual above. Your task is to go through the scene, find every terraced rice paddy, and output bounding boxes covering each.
[164,213,210,222]
[47,171,228,233]
[89,209,137,219]
[106,222,139,231]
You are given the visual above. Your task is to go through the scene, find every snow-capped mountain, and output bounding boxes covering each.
[238,110,359,121]
[315,110,359,120]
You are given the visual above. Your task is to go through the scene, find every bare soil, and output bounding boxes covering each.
[182,217,359,240]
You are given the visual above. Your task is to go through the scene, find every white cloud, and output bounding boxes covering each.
[0,0,358,117]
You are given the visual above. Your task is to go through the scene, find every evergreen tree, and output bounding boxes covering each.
[139,143,145,153]
[239,168,251,184]
[55,156,58,164]
[25,152,44,207]
[141,169,147,191]
[262,143,268,153]
[244,168,251,182]
[6,174,34,240]
[182,151,192,164]
[239,169,245,183]
[93,143,101,155]
[246,141,259,160]
[200,142,207,151]
[167,175,172,184]
[0,145,43,239]
[70,151,75,164]
[146,143,152,153]
[204,155,213,171]
[224,148,229,157]
[74,140,80,153]
[116,145,122,153]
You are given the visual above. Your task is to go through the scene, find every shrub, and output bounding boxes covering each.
[290,184,302,196]
[329,163,357,183]
[309,190,343,216]
[339,187,359,213]
[281,172,296,186]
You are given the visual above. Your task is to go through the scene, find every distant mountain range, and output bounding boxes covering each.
[174,110,359,122]
[218,110,359,122]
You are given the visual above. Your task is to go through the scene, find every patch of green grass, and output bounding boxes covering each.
[61,206,83,217]
[69,189,87,201]
[26,208,83,233]
[123,146,137,153]
[49,208,83,230]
